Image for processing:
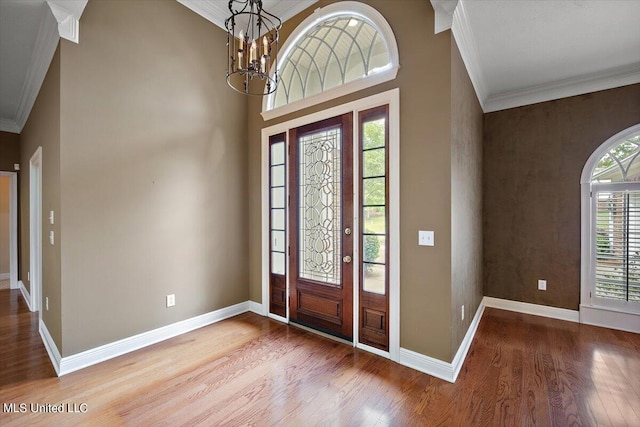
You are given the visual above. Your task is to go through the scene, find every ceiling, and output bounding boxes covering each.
[0,0,639,133]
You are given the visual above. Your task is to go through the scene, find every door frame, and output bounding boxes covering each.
[260,88,400,361]
[0,171,18,289]
[29,147,43,314]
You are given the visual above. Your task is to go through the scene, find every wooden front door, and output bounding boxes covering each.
[288,113,353,340]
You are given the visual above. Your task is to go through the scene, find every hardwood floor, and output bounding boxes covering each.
[1,288,639,426]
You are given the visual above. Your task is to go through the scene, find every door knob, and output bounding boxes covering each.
[343,255,352,263]
[344,227,352,235]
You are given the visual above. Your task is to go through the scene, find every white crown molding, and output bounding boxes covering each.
[484,64,640,113]
[451,0,487,110]
[176,1,318,31]
[430,0,459,34]
[46,0,88,44]
[0,119,20,134]
[13,9,59,134]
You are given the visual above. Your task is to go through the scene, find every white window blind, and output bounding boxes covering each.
[594,190,640,302]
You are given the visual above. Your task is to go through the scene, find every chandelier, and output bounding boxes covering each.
[225,0,282,96]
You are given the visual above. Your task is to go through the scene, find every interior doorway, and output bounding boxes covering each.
[0,171,18,291]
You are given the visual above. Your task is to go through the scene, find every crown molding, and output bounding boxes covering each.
[46,1,87,44]
[0,119,20,134]
[484,64,640,113]
[451,0,487,109]
[430,0,459,34]
[12,8,59,134]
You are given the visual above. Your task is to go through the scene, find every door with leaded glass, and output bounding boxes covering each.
[288,113,354,340]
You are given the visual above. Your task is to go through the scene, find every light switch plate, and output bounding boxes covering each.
[49,210,55,225]
[166,294,175,307]
[49,231,54,245]
[538,279,547,291]
[418,230,434,246]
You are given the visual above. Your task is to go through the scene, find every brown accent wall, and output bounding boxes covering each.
[248,0,456,361]
[58,0,248,355]
[450,39,483,354]
[483,84,640,310]
[0,131,20,171]
[20,45,62,349]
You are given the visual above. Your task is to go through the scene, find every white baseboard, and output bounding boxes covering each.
[399,300,486,383]
[483,296,579,323]
[18,280,33,311]
[248,300,264,315]
[580,304,640,334]
[53,301,253,377]
[39,320,61,376]
[0,272,9,280]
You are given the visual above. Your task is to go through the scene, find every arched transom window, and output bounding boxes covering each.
[582,125,640,318]
[262,2,399,120]
[591,133,640,182]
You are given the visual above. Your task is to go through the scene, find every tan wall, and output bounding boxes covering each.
[0,131,20,172]
[450,39,483,354]
[0,176,9,274]
[20,44,62,349]
[247,0,455,361]
[59,0,248,355]
[484,84,640,309]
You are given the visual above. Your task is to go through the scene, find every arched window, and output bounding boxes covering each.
[262,2,399,120]
[581,124,640,325]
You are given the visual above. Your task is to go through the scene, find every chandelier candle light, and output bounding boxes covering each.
[225,0,282,95]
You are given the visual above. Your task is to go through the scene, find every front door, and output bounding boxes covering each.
[288,113,353,340]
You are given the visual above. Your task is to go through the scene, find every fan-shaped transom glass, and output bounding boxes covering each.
[592,133,640,183]
[273,16,391,109]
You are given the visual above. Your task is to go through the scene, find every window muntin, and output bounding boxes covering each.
[274,16,390,109]
[361,116,388,295]
[591,134,640,182]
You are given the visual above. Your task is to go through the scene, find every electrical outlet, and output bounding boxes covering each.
[538,279,547,291]
[27,271,30,281]
[166,294,175,307]
[461,305,465,321]
[418,230,434,246]
[46,297,49,311]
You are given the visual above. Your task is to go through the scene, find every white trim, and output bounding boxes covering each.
[580,304,640,334]
[579,123,640,327]
[399,298,484,383]
[430,0,459,34]
[29,147,43,315]
[483,296,580,323]
[0,119,20,134]
[39,319,61,376]
[248,300,264,315]
[13,9,59,133]
[268,312,288,324]
[0,172,19,289]
[261,88,400,362]
[262,1,400,121]
[580,124,640,184]
[55,301,251,376]
[19,281,33,311]
[46,0,88,44]
[451,1,487,111]
[484,65,640,113]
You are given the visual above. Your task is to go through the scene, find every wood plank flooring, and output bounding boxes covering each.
[1,287,639,426]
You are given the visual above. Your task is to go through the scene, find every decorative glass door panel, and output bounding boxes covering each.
[289,114,353,340]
